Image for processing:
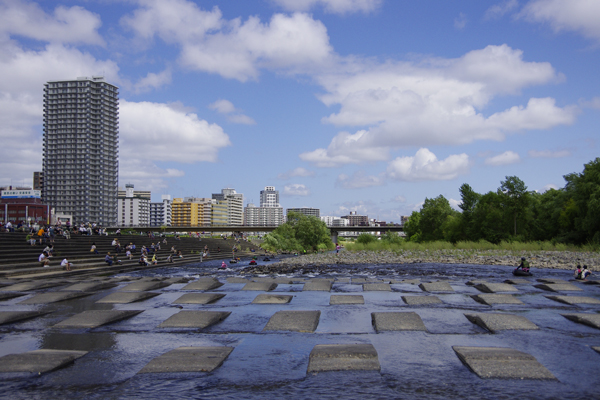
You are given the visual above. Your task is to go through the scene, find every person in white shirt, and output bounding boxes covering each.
[61,258,72,271]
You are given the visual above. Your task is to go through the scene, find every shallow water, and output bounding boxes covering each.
[1,259,599,399]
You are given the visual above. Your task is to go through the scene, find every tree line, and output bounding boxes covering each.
[404,157,600,246]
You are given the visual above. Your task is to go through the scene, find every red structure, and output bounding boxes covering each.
[0,188,49,224]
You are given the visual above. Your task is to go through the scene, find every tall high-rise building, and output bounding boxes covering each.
[117,184,149,226]
[260,186,279,207]
[212,188,244,226]
[42,76,119,226]
[244,186,283,226]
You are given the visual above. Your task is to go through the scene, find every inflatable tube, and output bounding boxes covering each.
[513,269,532,277]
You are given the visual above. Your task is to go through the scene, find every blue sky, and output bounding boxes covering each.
[1,0,599,222]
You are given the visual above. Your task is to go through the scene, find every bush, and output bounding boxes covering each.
[356,233,377,244]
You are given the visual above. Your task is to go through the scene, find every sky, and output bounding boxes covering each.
[1,0,599,223]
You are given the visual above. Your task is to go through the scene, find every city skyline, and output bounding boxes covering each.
[1,0,599,223]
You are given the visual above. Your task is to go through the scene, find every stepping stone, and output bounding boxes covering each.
[471,294,524,305]
[303,280,332,291]
[0,292,25,301]
[545,295,600,305]
[96,291,161,304]
[464,313,539,332]
[363,283,391,291]
[138,346,234,373]
[504,279,531,285]
[158,311,231,329]
[453,346,555,379]
[0,349,88,375]
[402,295,442,305]
[466,280,488,286]
[561,313,600,330]
[62,282,118,292]
[371,312,427,332]
[537,278,569,284]
[54,310,144,329]
[334,277,351,283]
[173,293,226,304]
[330,295,364,305]
[182,277,224,291]
[398,279,420,285]
[252,294,293,304]
[307,344,380,372]
[120,281,172,292]
[474,283,518,293]
[593,347,600,355]
[263,310,321,332]
[165,277,193,284]
[0,311,49,325]
[242,282,277,291]
[419,282,454,292]
[18,291,93,305]
[352,278,378,284]
[534,283,583,292]
[227,277,250,284]
[1,281,66,292]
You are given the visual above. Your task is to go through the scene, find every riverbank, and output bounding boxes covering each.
[242,249,599,275]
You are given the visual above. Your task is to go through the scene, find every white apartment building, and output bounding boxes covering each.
[212,188,244,226]
[150,195,172,226]
[117,184,149,226]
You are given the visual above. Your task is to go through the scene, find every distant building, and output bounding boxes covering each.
[341,211,369,226]
[172,197,213,226]
[33,172,43,191]
[244,203,284,226]
[149,195,172,227]
[0,187,48,224]
[260,186,279,208]
[287,208,320,218]
[117,184,149,226]
[400,215,410,226]
[212,188,244,226]
[321,216,349,227]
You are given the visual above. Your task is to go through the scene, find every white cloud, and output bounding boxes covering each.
[133,68,172,93]
[454,13,467,30]
[278,167,315,179]
[209,99,256,125]
[484,151,521,166]
[449,198,461,211]
[386,148,470,181]
[122,2,334,81]
[539,183,558,192]
[271,0,383,14]
[391,195,406,203]
[283,183,310,196]
[119,158,185,193]
[485,0,519,20]
[528,149,571,158]
[0,0,105,45]
[520,0,600,42]
[304,45,575,166]
[336,171,385,189]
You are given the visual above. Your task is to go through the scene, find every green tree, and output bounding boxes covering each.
[564,157,600,244]
[419,195,455,241]
[471,191,509,244]
[458,183,481,241]
[499,176,529,236]
[403,211,421,242]
[263,211,333,252]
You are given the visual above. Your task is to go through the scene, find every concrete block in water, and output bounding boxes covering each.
[18,291,93,304]
[363,283,391,291]
[96,291,160,304]
[330,295,364,305]
[474,283,518,293]
[182,278,223,291]
[396,279,420,285]
[561,313,600,330]
[593,347,600,355]
[139,346,234,373]
[0,349,87,374]
[352,278,378,284]
[545,295,600,305]
[263,310,321,332]
[1,281,66,292]
[466,280,488,286]
[303,280,332,291]
[307,344,380,372]
[120,281,171,292]
[534,283,583,292]
[0,292,25,301]
[419,281,454,292]
[464,313,539,333]
[471,294,524,305]
[173,293,226,304]
[252,294,293,304]
[0,311,49,325]
[62,282,118,292]
[453,346,556,379]
[401,295,442,306]
[158,311,231,329]
[371,312,427,332]
[54,310,144,328]
[242,282,277,291]
[504,279,531,285]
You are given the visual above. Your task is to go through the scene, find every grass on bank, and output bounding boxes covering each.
[344,240,599,253]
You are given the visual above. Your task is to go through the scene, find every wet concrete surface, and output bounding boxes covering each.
[0,259,599,399]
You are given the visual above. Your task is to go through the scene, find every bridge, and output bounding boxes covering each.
[108,225,404,244]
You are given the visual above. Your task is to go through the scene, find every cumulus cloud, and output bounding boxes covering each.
[539,183,559,192]
[283,183,310,196]
[454,13,467,30]
[303,45,575,167]
[520,0,600,42]
[336,171,385,189]
[209,99,256,125]
[278,167,315,179]
[133,68,172,93]
[391,195,406,203]
[122,1,334,81]
[119,158,185,193]
[528,149,571,158]
[386,148,470,181]
[449,198,462,211]
[271,0,383,14]
[484,0,519,20]
[484,151,521,166]
[0,0,105,45]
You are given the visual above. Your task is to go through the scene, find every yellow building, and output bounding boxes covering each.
[171,197,212,226]
[211,200,228,226]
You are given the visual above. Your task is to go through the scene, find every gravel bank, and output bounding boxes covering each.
[242,249,599,275]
